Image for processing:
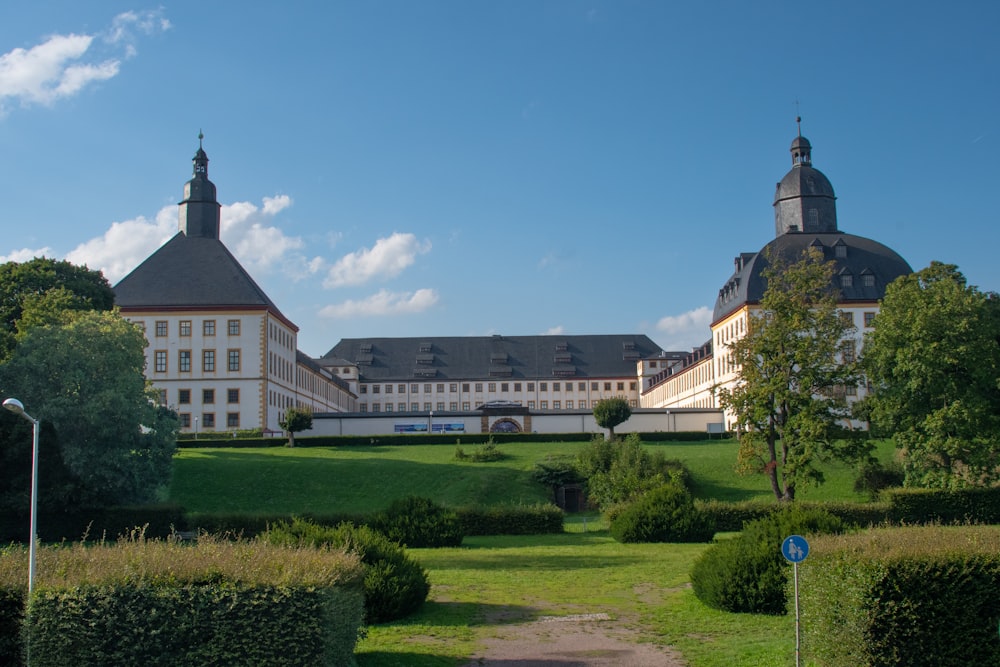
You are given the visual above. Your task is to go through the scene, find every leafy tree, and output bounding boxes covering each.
[576,433,684,509]
[0,310,177,508]
[279,406,313,447]
[717,247,863,501]
[592,396,632,439]
[861,262,1000,488]
[0,258,114,362]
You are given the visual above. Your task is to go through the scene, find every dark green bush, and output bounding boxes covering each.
[469,438,506,462]
[697,499,892,533]
[883,486,1000,524]
[371,496,464,548]
[457,504,564,535]
[610,484,715,543]
[578,433,692,509]
[853,460,905,499]
[263,518,430,623]
[801,526,1000,667]
[691,505,846,615]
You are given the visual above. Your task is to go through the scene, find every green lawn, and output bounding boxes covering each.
[170,437,892,513]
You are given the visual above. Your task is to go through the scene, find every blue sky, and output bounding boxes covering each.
[1,1,997,358]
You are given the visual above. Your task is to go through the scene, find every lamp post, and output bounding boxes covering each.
[3,398,40,596]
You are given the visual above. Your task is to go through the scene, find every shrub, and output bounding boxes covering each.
[691,505,846,614]
[371,496,464,548]
[853,459,905,499]
[577,433,691,509]
[609,484,715,543]
[470,438,505,462]
[263,518,430,623]
[457,504,564,535]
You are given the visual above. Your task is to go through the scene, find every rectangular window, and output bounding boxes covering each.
[371,404,381,413]
[227,388,239,403]
[501,383,509,392]
[411,402,419,411]
[203,349,215,372]
[475,383,483,392]
[553,400,561,409]
[579,382,586,391]
[437,383,445,393]
[372,385,381,394]
[540,382,548,391]
[359,385,368,394]
[841,341,857,364]
[462,383,470,392]
[527,383,535,392]
[864,312,876,328]
[514,383,522,392]
[450,383,458,392]
[424,384,432,393]
[203,413,215,428]
[203,320,216,336]
[862,274,875,288]
[156,389,167,405]
[179,320,192,337]
[565,383,573,392]
[841,274,853,288]
[398,384,406,393]
[423,402,432,411]
[630,382,637,390]
[540,400,548,409]
[553,383,560,392]
[155,321,168,337]
[178,389,191,404]
[488,383,496,392]
[462,402,470,411]
[436,402,445,411]
[203,389,215,404]
[228,319,240,336]
[604,382,612,391]
[179,413,191,428]
[179,350,191,372]
[410,384,419,393]
[359,404,368,413]
[617,382,624,391]
[385,403,393,412]
[154,350,167,373]
[449,402,458,411]
[227,412,240,428]
[228,349,241,371]
[566,400,574,409]
[398,402,406,412]
[527,400,536,409]
[592,382,599,391]
[840,311,854,326]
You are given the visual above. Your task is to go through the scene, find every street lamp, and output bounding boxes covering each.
[3,398,40,596]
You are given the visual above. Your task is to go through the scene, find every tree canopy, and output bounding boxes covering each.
[0,310,177,508]
[592,397,632,439]
[861,262,1000,488]
[0,258,114,362]
[279,406,313,447]
[717,247,864,501]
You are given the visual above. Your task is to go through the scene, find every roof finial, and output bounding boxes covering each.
[794,99,802,137]
[198,129,204,148]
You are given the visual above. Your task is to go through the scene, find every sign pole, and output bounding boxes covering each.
[793,561,801,667]
[782,535,809,667]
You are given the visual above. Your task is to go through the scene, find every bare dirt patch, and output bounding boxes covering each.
[460,611,687,666]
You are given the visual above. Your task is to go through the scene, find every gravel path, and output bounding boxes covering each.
[460,612,687,666]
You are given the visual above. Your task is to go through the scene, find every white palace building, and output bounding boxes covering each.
[114,127,910,436]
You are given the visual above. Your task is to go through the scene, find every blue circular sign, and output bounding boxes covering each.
[782,535,810,563]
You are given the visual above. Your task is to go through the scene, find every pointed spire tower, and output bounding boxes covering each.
[773,117,838,236]
[178,131,221,239]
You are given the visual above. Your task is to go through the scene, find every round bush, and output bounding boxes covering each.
[262,517,430,623]
[691,505,845,615]
[372,496,464,548]
[609,484,715,543]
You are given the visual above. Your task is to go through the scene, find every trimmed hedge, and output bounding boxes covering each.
[457,504,564,535]
[0,537,365,667]
[371,496,464,547]
[883,486,1000,524]
[801,525,1000,667]
[697,499,892,533]
[610,484,715,543]
[0,504,188,543]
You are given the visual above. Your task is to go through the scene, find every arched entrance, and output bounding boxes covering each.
[490,417,522,433]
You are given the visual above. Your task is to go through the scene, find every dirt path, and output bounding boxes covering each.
[460,612,687,666]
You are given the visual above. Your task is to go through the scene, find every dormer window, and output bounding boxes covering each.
[840,273,853,288]
[834,241,847,259]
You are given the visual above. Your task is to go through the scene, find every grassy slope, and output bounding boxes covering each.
[170,438,893,514]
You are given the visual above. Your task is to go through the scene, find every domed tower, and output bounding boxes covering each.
[178,132,221,239]
[773,119,838,236]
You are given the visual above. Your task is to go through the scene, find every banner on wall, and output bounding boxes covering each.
[394,423,465,433]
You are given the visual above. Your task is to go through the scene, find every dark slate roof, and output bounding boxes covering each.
[320,334,666,381]
[114,232,294,327]
[713,231,913,323]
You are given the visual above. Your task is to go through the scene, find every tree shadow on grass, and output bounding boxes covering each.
[393,600,543,627]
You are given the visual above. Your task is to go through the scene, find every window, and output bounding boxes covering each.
[840,274,853,288]
[437,383,445,393]
[501,383,509,392]
[371,404,380,413]
[228,349,241,371]
[424,384,432,393]
[411,402,419,411]
[180,413,191,428]
[228,319,240,336]
[540,383,547,391]
[629,382,637,391]
[528,400,536,409]
[203,389,215,404]
[566,400,574,409]
[203,413,215,428]
[835,244,847,258]
[385,403,393,412]
[179,320,192,337]
[359,385,368,394]
[863,274,875,287]
[617,382,624,391]
[156,389,167,405]
[450,383,458,392]
[359,404,368,413]
[227,389,239,403]
[203,320,216,336]
[578,382,586,391]
[591,382,599,391]
[527,383,535,392]
[846,385,858,396]
[514,383,521,392]
[423,402,432,411]
[155,321,168,337]
[553,383,560,392]
[475,383,483,392]
[178,389,191,404]
[540,401,548,409]
[411,384,419,393]
[154,350,167,373]
[604,382,612,391]
[436,402,445,411]
[179,350,191,372]
[462,383,470,392]
[203,350,215,372]
[488,383,496,392]
[449,402,458,411]
[565,383,573,393]
[840,311,854,326]
[553,400,561,409]
[864,312,876,328]
[372,385,380,394]
[227,412,240,428]
[462,402,470,410]
[841,341,857,364]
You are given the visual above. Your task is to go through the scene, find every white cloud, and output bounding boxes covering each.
[221,197,305,274]
[654,306,713,350]
[0,9,168,114]
[544,325,566,335]
[324,232,431,288]
[0,247,55,264]
[65,206,176,282]
[319,288,439,318]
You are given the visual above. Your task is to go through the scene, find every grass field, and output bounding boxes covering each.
[169,437,890,514]
[168,437,891,666]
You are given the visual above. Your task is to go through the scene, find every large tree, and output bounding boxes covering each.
[593,397,632,440]
[0,310,177,508]
[0,258,114,362]
[717,247,863,501]
[279,406,313,447]
[861,262,1000,488]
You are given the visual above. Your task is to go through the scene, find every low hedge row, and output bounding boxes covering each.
[800,525,1000,666]
[177,431,722,448]
[0,504,188,543]
[697,500,892,532]
[0,538,365,667]
[458,504,564,535]
[882,486,1000,524]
